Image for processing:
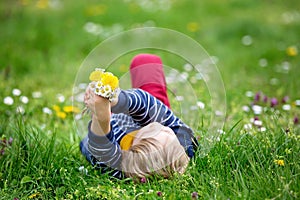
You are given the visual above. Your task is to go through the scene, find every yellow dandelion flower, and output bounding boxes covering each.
[274,159,285,166]
[52,105,60,112]
[29,192,40,199]
[63,106,80,113]
[56,111,67,119]
[187,22,200,32]
[286,46,298,57]
[63,106,73,113]
[89,70,103,82]
[101,72,119,90]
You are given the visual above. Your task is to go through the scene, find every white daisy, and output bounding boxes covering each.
[56,94,65,103]
[197,101,205,109]
[242,105,250,112]
[42,107,52,115]
[3,96,14,105]
[12,88,21,96]
[282,104,291,111]
[252,105,263,115]
[32,91,42,98]
[244,123,252,130]
[253,120,263,127]
[20,96,29,104]
[96,81,103,88]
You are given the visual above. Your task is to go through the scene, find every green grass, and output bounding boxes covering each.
[1,0,300,199]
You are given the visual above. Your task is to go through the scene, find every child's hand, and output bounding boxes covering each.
[84,68,119,135]
[84,87,111,121]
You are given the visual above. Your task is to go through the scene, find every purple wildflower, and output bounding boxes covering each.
[263,96,268,103]
[294,116,299,124]
[8,137,13,145]
[0,149,5,156]
[157,191,162,197]
[192,192,198,199]
[270,98,278,107]
[140,177,146,183]
[282,96,289,104]
[14,198,19,200]
[254,116,259,121]
[254,92,261,102]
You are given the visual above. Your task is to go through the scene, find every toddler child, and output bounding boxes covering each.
[80,54,198,180]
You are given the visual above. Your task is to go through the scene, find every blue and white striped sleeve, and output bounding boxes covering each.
[112,89,175,126]
[87,121,123,177]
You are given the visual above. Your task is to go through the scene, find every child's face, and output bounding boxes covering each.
[132,122,180,147]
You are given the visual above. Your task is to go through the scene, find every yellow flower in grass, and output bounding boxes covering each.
[29,192,40,199]
[286,46,298,57]
[101,72,119,90]
[52,105,61,112]
[89,69,104,81]
[274,159,285,166]
[56,111,67,119]
[187,22,200,32]
[63,106,80,113]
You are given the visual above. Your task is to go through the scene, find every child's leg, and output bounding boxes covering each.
[130,54,171,108]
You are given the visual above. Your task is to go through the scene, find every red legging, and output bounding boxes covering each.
[130,54,171,108]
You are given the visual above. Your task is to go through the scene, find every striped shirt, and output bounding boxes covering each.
[81,89,195,179]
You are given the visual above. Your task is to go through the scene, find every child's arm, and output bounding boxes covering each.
[84,87,122,169]
[84,86,111,133]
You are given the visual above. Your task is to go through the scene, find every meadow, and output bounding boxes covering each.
[0,0,300,199]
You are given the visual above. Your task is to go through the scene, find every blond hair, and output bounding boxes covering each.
[121,137,189,179]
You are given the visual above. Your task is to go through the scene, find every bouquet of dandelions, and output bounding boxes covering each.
[82,68,120,114]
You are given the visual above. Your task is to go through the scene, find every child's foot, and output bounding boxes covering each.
[130,54,171,108]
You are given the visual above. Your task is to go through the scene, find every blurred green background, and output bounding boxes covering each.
[1,0,299,96]
[1,0,300,134]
